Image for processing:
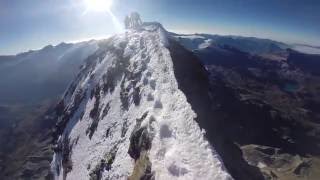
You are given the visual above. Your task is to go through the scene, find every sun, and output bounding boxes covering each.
[84,0,113,12]
[82,0,123,32]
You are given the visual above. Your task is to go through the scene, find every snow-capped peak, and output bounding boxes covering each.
[51,22,231,180]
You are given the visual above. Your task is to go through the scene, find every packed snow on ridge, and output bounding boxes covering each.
[51,20,231,180]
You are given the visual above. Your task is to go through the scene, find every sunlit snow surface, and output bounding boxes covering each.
[51,23,231,180]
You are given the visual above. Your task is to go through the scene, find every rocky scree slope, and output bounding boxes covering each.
[51,23,231,180]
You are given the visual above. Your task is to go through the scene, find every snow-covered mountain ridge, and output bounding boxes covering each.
[51,22,231,180]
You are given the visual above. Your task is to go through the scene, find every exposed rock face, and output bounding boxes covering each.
[50,22,231,180]
[124,12,143,29]
[128,112,152,160]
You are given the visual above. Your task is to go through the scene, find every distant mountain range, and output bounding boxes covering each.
[0,40,98,179]
[291,43,320,55]
[0,27,319,180]
[171,33,289,54]
[0,41,98,104]
[172,33,320,55]
[1,33,317,106]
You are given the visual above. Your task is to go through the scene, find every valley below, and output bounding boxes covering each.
[174,34,320,179]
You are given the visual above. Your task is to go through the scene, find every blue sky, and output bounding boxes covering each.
[1,0,319,55]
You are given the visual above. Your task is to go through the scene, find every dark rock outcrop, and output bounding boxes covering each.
[128,112,155,180]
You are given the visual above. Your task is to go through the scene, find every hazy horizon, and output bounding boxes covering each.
[1,0,320,55]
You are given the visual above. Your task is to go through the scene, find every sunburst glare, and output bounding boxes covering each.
[82,0,123,32]
[84,0,113,13]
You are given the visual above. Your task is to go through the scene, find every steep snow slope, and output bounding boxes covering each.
[51,23,231,180]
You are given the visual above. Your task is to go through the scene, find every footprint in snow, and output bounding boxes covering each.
[160,124,172,139]
[154,99,163,109]
[143,77,149,85]
[149,79,156,90]
[146,71,152,77]
[168,163,189,177]
[147,93,154,101]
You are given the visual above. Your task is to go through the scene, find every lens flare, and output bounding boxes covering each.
[82,0,123,32]
[84,0,112,12]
